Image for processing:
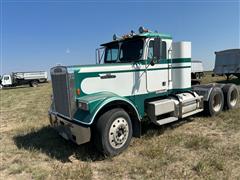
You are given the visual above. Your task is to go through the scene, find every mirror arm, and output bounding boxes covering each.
[150,60,155,66]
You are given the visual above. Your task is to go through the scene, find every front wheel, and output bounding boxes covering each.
[94,108,132,157]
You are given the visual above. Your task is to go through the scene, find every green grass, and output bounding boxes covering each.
[0,75,240,179]
[184,135,213,150]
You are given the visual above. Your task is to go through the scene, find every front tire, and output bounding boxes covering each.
[94,108,132,157]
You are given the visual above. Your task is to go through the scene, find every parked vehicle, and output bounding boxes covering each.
[191,60,204,80]
[1,71,48,88]
[213,49,240,79]
[48,27,239,156]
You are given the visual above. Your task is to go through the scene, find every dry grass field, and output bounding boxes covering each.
[0,73,240,180]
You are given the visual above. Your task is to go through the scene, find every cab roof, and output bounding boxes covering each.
[101,32,172,46]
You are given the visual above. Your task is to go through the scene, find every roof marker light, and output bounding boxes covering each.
[139,26,148,33]
[122,34,131,39]
[113,34,120,41]
[130,30,136,36]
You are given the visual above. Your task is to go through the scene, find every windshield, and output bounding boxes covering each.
[119,39,143,62]
[104,43,119,63]
[104,39,144,63]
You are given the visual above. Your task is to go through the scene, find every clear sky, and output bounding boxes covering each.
[1,0,239,74]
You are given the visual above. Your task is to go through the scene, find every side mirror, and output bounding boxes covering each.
[150,59,155,66]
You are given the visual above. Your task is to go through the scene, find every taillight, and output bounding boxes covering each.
[76,88,81,96]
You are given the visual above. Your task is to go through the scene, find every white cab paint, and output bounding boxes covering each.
[81,66,147,96]
[1,75,12,86]
[80,41,191,97]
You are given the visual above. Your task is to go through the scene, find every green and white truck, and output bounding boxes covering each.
[49,27,239,156]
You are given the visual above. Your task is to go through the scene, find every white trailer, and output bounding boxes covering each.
[1,71,48,88]
[213,49,240,79]
[191,60,204,80]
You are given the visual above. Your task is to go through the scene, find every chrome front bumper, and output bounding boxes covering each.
[48,111,91,145]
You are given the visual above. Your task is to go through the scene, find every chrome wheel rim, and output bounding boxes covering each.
[230,89,238,107]
[212,93,221,112]
[109,117,129,149]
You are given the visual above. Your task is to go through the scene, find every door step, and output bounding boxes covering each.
[156,117,178,125]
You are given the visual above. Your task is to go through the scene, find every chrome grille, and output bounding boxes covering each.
[51,66,71,118]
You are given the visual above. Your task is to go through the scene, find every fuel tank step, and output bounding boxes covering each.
[156,117,178,125]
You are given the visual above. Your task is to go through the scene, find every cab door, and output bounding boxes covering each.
[146,38,169,93]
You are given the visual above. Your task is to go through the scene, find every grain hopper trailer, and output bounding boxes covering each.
[48,27,239,156]
[0,71,48,88]
[213,49,240,79]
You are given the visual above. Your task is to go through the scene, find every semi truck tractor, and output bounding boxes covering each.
[48,27,239,156]
[0,71,48,89]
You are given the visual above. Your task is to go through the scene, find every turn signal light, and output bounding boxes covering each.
[76,88,81,96]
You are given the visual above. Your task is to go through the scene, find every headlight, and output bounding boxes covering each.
[78,101,89,111]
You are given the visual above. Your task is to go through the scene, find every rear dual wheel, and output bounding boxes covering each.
[196,73,200,79]
[29,80,38,87]
[222,84,239,110]
[204,87,224,116]
[204,85,239,116]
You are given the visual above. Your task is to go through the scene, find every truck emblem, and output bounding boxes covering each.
[99,73,116,79]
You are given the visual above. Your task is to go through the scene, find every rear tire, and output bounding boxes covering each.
[204,87,224,116]
[236,74,240,79]
[222,84,239,110]
[196,73,200,79]
[226,74,231,81]
[94,108,132,157]
[29,80,38,87]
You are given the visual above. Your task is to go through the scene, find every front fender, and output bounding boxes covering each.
[73,92,140,125]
